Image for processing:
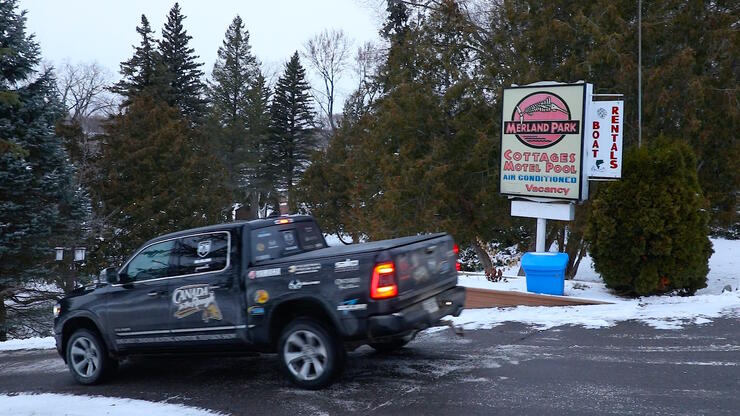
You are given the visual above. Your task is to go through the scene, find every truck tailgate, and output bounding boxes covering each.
[390,234,457,308]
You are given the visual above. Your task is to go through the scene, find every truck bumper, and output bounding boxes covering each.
[367,286,465,339]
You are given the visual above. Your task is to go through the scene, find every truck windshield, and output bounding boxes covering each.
[251,222,326,262]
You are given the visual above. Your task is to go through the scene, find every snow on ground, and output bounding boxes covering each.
[323,233,346,247]
[453,237,740,331]
[0,393,221,416]
[699,238,740,295]
[0,336,55,352]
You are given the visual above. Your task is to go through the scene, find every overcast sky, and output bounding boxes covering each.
[19,0,384,107]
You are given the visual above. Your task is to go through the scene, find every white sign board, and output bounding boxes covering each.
[586,101,623,179]
[510,200,575,221]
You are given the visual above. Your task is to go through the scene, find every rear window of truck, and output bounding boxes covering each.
[251,222,326,262]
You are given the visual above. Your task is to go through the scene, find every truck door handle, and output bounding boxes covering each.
[209,284,226,290]
[147,291,164,297]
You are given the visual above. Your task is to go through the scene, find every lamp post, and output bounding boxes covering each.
[54,246,86,293]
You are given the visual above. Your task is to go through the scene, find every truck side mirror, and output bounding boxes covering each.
[102,267,120,284]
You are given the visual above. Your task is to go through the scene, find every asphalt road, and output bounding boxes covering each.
[1,318,738,416]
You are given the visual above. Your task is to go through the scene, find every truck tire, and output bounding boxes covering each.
[278,318,341,389]
[369,333,414,353]
[65,328,117,385]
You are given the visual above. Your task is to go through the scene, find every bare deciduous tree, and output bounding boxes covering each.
[354,42,383,105]
[55,61,118,121]
[302,29,352,132]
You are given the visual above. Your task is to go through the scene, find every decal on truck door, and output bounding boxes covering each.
[172,284,223,322]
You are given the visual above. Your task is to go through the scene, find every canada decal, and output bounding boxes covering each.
[172,284,223,322]
[504,92,580,148]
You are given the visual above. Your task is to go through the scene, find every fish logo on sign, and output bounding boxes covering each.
[504,92,578,148]
[197,240,212,258]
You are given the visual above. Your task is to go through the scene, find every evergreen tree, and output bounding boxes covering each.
[267,52,316,208]
[158,2,206,123]
[586,140,712,295]
[109,14,159,105]
[484,0,738,233]
[0,0,86,340]
[243,72,273,218]
[207,15,259,204]
[300,1,507,266]
[93,96,228,266]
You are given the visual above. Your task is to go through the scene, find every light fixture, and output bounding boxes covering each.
[74,247,86,262]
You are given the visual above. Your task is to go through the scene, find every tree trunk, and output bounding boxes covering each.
[472,238,494,276]
[247,192,259,220]
[0,292,7,342]
[64,273,76,294]
[565,237,587,279]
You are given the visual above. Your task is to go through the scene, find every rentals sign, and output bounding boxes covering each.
[500,83,590,201]
[586,101,623,179]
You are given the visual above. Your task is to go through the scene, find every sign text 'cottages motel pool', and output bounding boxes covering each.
[500,83,590,201]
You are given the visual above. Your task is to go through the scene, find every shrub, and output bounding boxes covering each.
[585,140,712,296]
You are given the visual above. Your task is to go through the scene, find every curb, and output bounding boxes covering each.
[465,287,612,309]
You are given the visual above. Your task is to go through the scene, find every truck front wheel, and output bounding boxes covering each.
[65,328,117,385]
[278,318,341,389]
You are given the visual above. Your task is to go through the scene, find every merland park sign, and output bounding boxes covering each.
[500,82,623,202]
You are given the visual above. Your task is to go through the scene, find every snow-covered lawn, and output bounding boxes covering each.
[0,336,55,352]
[453,237,740,330]
[0,393,220,416]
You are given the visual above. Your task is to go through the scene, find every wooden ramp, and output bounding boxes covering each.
[465,287,612,309]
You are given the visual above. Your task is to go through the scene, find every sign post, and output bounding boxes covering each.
[500,81,622,295]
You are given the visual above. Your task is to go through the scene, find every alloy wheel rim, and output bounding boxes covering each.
[283,329,328,381]
[70,336,100,378]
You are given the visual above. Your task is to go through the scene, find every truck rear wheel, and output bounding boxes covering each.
[65,328,117,385]
[278,318,341,389]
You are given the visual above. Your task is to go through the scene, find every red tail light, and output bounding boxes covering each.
[453,243,461,271]
[371,262,398,299]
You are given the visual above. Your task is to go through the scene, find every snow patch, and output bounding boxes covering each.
[0,336,55,352]
[450,290,739,331]
[454,238,740,330]
[0,393,222,416]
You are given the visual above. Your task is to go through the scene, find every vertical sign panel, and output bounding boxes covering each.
[500,83,587,201]
[586,101,624,179]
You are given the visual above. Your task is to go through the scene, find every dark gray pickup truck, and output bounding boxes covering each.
[53,215,465,389]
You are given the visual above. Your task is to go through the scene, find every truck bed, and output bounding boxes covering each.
[257,233,447,265]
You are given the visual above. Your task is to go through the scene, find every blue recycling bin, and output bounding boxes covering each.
[521,252,569,296]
